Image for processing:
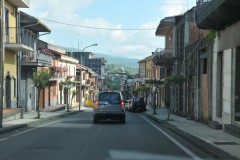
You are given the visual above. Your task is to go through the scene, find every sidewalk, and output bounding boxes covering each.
[145,108,240,160]
[0,105,90,134]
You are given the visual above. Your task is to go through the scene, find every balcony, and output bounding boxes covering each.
[8,0,30,8]
[196,0,240,30]
[22,49,52,67]
[74,76,81,83]
[74,76,88,86]
[89,86,97,91]
[152,48,173,66]
[49,68,68,81]
[49,73,65,81]
[5,27,35,52]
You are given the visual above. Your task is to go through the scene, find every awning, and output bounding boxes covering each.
[20,11,51,33]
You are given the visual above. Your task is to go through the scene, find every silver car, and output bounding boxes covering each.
[93,91,126,123]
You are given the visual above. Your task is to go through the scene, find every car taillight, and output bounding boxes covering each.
[121,101,124,108]
[94,101,99,109]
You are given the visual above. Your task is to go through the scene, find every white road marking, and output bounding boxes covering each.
[10,120,61,137]
[140,114,202,160]
[0,138,8,142]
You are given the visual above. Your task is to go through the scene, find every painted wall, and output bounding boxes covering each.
[211,20,240,125]
[4,50,17,108]
[138,60,146,78]
[3,2,18,108]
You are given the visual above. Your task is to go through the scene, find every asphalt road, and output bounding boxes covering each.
[0,110,214,160]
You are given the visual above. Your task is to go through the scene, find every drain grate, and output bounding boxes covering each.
[213,141,239,145]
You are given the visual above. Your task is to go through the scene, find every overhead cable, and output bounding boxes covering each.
[37,17,157,31]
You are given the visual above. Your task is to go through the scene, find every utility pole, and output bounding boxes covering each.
[0,0,5,128]
[78,36,81,111]
[78,43,98,110]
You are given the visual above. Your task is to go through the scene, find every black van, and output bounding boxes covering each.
[129,97,146,112]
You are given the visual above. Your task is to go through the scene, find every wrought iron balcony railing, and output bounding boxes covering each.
[22,49,52,66]
[75,75,81,82]
[152,48,173,66]
[5,27,36,49]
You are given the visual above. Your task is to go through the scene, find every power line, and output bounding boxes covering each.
[37,17,157,31]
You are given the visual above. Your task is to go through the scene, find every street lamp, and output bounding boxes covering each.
[79,43,98,110]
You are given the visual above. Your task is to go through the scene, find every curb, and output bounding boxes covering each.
[145,113,239,160]
[0,124,28,134]
[0,110,82,135]
[27,110,81,126]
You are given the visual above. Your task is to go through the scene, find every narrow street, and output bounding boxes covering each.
[0,110,213,160]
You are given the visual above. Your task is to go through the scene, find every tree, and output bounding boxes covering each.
[137,84,151,106]
[32,68,52,118]
[60,78,74,112]
[70,89,77,108]
[164,75,186,120]
[145,79,164,114]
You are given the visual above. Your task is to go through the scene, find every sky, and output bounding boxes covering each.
[20,0,196,60]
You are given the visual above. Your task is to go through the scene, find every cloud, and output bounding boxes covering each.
[159,0,196,17]
[20,0,193,59]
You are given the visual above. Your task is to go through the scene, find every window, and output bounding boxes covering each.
[203,59,207,74]
[99,92,121,104]
[235,47,240,121]
[160,67,165,79]
[5,7,9,41]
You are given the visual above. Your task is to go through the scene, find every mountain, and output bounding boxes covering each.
[95,53,139,68]
[65,47,139,68]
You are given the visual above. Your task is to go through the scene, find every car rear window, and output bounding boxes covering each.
[99,92,121,104]
[133,98,144,104]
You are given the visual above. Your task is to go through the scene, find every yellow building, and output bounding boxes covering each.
[138,55,154,79]
[3,0,30,108]
[145,55,154,79]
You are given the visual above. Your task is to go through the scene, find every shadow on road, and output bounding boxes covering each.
[61,119,93,124]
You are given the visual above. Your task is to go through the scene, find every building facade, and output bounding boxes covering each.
[196,0,240,133]
[70,52,107,77]
[19,12,51,112]
[3,0,30,109]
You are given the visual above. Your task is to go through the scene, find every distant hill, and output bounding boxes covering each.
[95,53,139,68]
[64,47,139,68]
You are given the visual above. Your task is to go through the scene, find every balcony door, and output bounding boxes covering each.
[5,7,9,42]
[5,73,11,108]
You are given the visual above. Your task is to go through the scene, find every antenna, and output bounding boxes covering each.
[78,34,79,52]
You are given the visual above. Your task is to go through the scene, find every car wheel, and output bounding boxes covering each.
[93,116,99,124]
[121,117,125,124]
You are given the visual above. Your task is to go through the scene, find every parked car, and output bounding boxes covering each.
[124,99,131,111]
[93,91,125,123]
[129,97,146,112]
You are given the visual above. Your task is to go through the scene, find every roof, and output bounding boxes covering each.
[20,11,51,33]
[155,15,183,36]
